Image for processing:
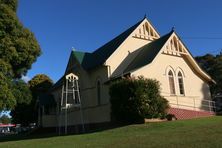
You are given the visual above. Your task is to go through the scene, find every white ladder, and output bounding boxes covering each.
[59,73,85,135]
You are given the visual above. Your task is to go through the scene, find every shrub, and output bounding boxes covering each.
[109,76,169,124]
[166,114,177,121]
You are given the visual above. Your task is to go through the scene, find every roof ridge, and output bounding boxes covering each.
[72,50,91,54]
[81,18,145,70]
[93,18,144,54]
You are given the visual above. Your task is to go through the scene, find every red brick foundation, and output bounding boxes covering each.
[168,108,215,120]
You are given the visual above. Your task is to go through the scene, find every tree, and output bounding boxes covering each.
[28,74,54,99]
[195,53,222,95]
[0,0,41,110]
[0,72,16,110]
[0,114,11,124]
[12,79,32,104]
[10,80,32,124]
[110,76,169,123]
[11,74,53,125]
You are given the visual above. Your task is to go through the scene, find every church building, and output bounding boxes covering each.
[40,16,215,132]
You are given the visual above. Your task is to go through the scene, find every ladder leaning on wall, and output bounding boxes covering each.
[58,73,85,135]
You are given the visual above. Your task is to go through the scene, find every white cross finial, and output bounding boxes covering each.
[72,47,76,51]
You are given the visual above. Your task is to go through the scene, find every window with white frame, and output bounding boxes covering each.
[178,72,185,95]
[97,80,101,105]
[168,70,176,95]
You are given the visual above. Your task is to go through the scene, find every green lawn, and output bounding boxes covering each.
[1,116,222,148]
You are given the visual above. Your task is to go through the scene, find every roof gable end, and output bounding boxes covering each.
[65,50,85,74]
[83,17,161,70]
[84,18,144,70]
[123,31,173,74]
[155,31,214,83]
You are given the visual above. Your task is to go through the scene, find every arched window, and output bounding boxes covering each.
[97,80,101,105]
[178,72,185,95]
[168,70,176,95]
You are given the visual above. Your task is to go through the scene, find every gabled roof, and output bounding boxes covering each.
[123,31,173,74]
[121,30,214,83]
[72,18,145,70]
[51,17,215,91]
[170,31,215,83]
[51,18,145,91]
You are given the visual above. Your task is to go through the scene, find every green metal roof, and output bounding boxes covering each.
[72,51,85,64]
[51,18,159,90]
[123,31,173,74]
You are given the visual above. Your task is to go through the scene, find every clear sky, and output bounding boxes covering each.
[17,0,222,83]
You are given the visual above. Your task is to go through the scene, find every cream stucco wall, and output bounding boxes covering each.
[42,115,57,127]
[86,66,110,106]
[58,104,110,126]
[131,52,211,110]
[43,65,111,128]
[107,37,150,77]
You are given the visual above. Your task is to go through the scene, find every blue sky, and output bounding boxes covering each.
[17,0,222,83]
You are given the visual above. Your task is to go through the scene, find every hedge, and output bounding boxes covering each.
[109,76,169,123]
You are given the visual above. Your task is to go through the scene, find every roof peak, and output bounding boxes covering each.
[144,14,147,19]
[170,26,176,33]
[71,47,76,51]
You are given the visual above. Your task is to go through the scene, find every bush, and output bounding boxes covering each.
[166,114,177,121]
[109,76,169,124]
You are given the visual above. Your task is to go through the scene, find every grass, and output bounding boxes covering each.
[0,116,222,148]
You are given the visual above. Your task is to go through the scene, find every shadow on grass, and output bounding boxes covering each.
[0,129,57,143]
[0,122,130,143]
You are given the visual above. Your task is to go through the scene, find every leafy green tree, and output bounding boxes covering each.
[10,80,32,124]
[11,74,53,125]
[0,73,16,110]
[196,53,222,95]
[0,114,11,124]
[12,80,32,104]
[0,0,41,110]
[110,76,169,124]
[28,74,54,99]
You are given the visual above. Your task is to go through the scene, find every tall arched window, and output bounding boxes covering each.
[97,80,101,105]
[178,72,185,95]
[168,70,176,95]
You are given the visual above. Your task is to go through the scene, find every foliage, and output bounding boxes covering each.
[28,74,54,97]
[10,80,32,125]
[195,53,222,94]
[0,73,16,110]
[0,0,41,110]
[12,80,32,104]
[11,103,34,125]
[0,0,41,78]
[0,114,11,124]
[110,76,169,123]
[0,0,18,11]
[166,114,177,121]
[11,74,53,125]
